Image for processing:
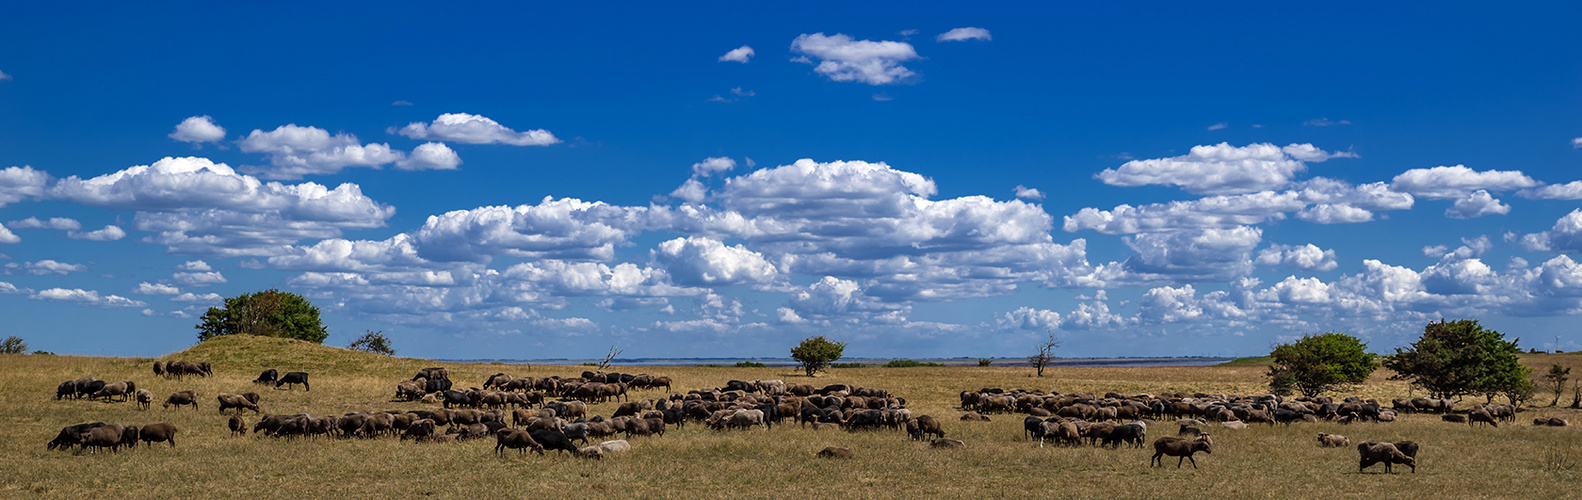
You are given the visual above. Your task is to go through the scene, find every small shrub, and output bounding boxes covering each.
[1541,447,1577,473]
[977,358,993,367]
[830,362,866,369]
[734,361,766,368]
[0,336,27,354]
[346,330,396,356]
[883,359,943,368]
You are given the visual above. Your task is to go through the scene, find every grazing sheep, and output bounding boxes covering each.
[403,419,438,441]
[907,415,945,441]
[79,425,125,454]
[275,372,310,391]
[1468,408,1498,428]
[228,415,247,436]
[164,390,198,410]
[494,428,543,454]
[817,446,855,458]
[1178,425,1203,437]
[139,423,178,448]
[1317,433,1349,447]
[1357,441,1415,473]
[55,380,77,401]
[1219,420,1247,430]
[93,381,134,402]
[1442,414,1467,423]
[253,369,278,385]
[135,389,153,410]
[576,446,604,460]
[1151,434,1213,469]
[931,438,966,448]
[217,393,261,414]
[959,412,991,422]
[1104,422,1147,449]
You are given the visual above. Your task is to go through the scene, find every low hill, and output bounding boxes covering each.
[160,334,429,377]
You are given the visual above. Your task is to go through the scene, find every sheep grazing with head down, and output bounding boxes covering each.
[1358,440,1416,473]
[817,446,854,458]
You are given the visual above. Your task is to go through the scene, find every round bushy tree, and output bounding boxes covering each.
[1382,319,1532,402]
[197,289,328,344]
[1266,332,1376,397]
[790,336,846,377]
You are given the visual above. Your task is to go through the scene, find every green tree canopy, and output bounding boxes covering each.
[347,330,395,356]
[790,336,846,377]
[1266,332,1376,397]
[197,289,328,344]
[1381,319,1533,401]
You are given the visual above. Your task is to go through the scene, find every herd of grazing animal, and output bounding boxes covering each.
[43,360,1574,474]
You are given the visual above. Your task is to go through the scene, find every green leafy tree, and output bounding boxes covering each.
[1544,365,1572,406]
[1381,319,1533,402]
[1266,332,1377,397]
[790,336,846,377]
[0,335,27,354]
[347,330,396,356]
[197,289,328,344]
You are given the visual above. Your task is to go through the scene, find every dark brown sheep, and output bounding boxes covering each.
[816,446,854,458]
[959,412,991,422]
[907,415,945,441]
[494,428,543,455]
[1358,440,1415,473]
[79,425,125,454]
[402,419,437,441]
[163,390,198,410]
[1151,434,1213,468]
[228,415,247,436]
[139,422,178,447]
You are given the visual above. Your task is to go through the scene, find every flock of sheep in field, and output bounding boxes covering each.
[43,361,1572,472]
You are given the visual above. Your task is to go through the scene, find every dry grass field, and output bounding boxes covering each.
[2,335,1579,499]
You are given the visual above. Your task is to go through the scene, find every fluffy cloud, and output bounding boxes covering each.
[9,259,88,275]
[239,124,403,178]
[8,217,80,230]
[717,158,935,218]
[51,156,394,256]
[0,280,30,294]
[68,225,126,241]
[1255,243,1339,272]
[176,260,212,271]
[132,282,180,295]
[171,292,223,303]
[410,198,649,263]
[1295,203,1374,224]
[692,157,736,177]
[783,276,907,325]
[395,142,462,171]
[936,27,991,42]
[718,45,754,63]
[1573,137,1582,148]
[1520,209,1582,253]
[0,166,51,208]
[1121,226,1262,282]
[1014,185,1045,200]
[0,69,10,81]
[1521,181,1582,200]
[1390,165,1538,199]
[169,115,226,144]
[997,306,1062,330]
[395,113,559,146]
[0,223,17,244]
[30,288,147,307]
[790,33,920,85]
[1066,178,1411,234]
[172,271,227,286]
[1095,143,1353,195]
[652,237,778,287]
[1445,190,1510,219]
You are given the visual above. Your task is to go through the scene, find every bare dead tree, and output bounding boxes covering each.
[1029,332,1062,377]
[598,344,624,370]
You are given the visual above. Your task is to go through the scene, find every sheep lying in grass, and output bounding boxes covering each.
[816,446,854,458]
[1150,434,1212,469]
[1534,417,1569,427]
[1357,440,1416,473]
[931,438,965,448]
[1318,433,1350,447]
[959,412,991,422]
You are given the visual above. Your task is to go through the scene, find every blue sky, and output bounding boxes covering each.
[3,2,1582,359]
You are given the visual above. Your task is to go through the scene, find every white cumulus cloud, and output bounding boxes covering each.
[172,271,227,286]
[395,142,462,171]
[132,282,181,295]
[30,288,147,308]
[0,223,17,244]
[1013,185,1045,200]
[1390,165,1538,199]
[719,45,755,63]
[395,113,559,146]
[0,166,52,208]
[1255,243,1338,272]
[1095,143,1353,195]
[692,157,736,178]
[936,27,991,42]
[239,124,404,179]
[169,115,227,144]
[176,260,212,271]
[67,225,126,241]
[1445,190,1511,219]
[652,237,779,287]
[8,217,81,230]
[791,33,920,86]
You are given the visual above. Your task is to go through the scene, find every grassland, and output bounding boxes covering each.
[2,335,1579,499]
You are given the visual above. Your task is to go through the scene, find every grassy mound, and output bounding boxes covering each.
[160,334,422,377]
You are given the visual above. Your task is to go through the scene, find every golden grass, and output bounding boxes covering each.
[1,336,1579,499]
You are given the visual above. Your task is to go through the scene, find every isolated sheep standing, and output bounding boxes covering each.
[1358,440,1416,473]
[1151,434,1213,469]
